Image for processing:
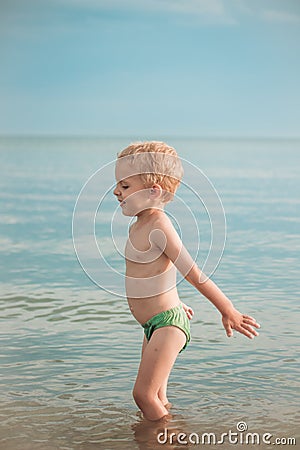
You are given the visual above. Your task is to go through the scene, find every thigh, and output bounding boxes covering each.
[141,334,147,357]
[134,326,186,394]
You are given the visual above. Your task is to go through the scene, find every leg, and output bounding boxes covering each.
[141,334,169,406]
[158,378,169,406]
[133,326,186,421]
[141,333,147,356]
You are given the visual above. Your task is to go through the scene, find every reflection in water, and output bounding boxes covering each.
[132,412,188,450]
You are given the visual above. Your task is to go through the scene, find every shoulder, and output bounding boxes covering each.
[151,211,173,231]
[150,212,176,240]
[150,211,179,248]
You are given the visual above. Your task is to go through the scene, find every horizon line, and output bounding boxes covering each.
[0,133,300,141]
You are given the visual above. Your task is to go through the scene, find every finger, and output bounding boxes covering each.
[241,323,259,336]
[236,324,257,339]
[237,327,254,339]
[243,314,255,320]
[223,321,233,337]
[243,319,261,329]
[184,310,192,320]
[187,311,194,320]
[243,315,261,328]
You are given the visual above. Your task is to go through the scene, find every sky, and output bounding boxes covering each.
[0,0,300,137]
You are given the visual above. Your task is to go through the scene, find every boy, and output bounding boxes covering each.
[113,141,260,421]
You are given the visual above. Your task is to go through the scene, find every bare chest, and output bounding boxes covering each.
[125,229,162,264]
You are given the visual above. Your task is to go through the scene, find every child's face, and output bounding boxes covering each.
[114,159,151,216]
[114,158,163,216]
[113,174,148,216]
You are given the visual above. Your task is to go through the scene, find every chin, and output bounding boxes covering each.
[121,208,134,217]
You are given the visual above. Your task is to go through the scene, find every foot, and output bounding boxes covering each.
[158,396,169,405]
[164,402,172,410]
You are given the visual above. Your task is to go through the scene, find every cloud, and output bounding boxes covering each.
[3,0,300,26]
[232,0,300,24]
[56,0,236,24]
[262,9,300,24]
[48,0,300,26]
[61,0,225,14]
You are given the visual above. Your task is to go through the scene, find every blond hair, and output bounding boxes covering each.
[117,141,183,203]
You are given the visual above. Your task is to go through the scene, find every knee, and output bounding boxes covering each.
[132,386,153,408]
[132,386,144,406]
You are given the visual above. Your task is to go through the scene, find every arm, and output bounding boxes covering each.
[184,264,260,338]
[152,216,260,339]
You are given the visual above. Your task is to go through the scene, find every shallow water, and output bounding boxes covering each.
[0,137,299,449]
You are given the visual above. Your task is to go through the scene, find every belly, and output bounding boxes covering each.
[127,287,181,324]
[125,260,180,323]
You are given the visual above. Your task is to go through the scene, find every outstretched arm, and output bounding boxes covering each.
[152,216,260,339]
[185,265,260,338]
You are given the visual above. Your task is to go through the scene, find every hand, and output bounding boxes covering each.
[222,308,260,339]
[181,302,194,320]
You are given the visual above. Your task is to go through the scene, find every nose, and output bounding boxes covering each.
[113,185,120,197]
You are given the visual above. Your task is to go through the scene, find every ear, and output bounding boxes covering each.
[149,184,163,198]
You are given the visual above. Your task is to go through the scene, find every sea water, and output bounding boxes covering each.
[0,137,299,449]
